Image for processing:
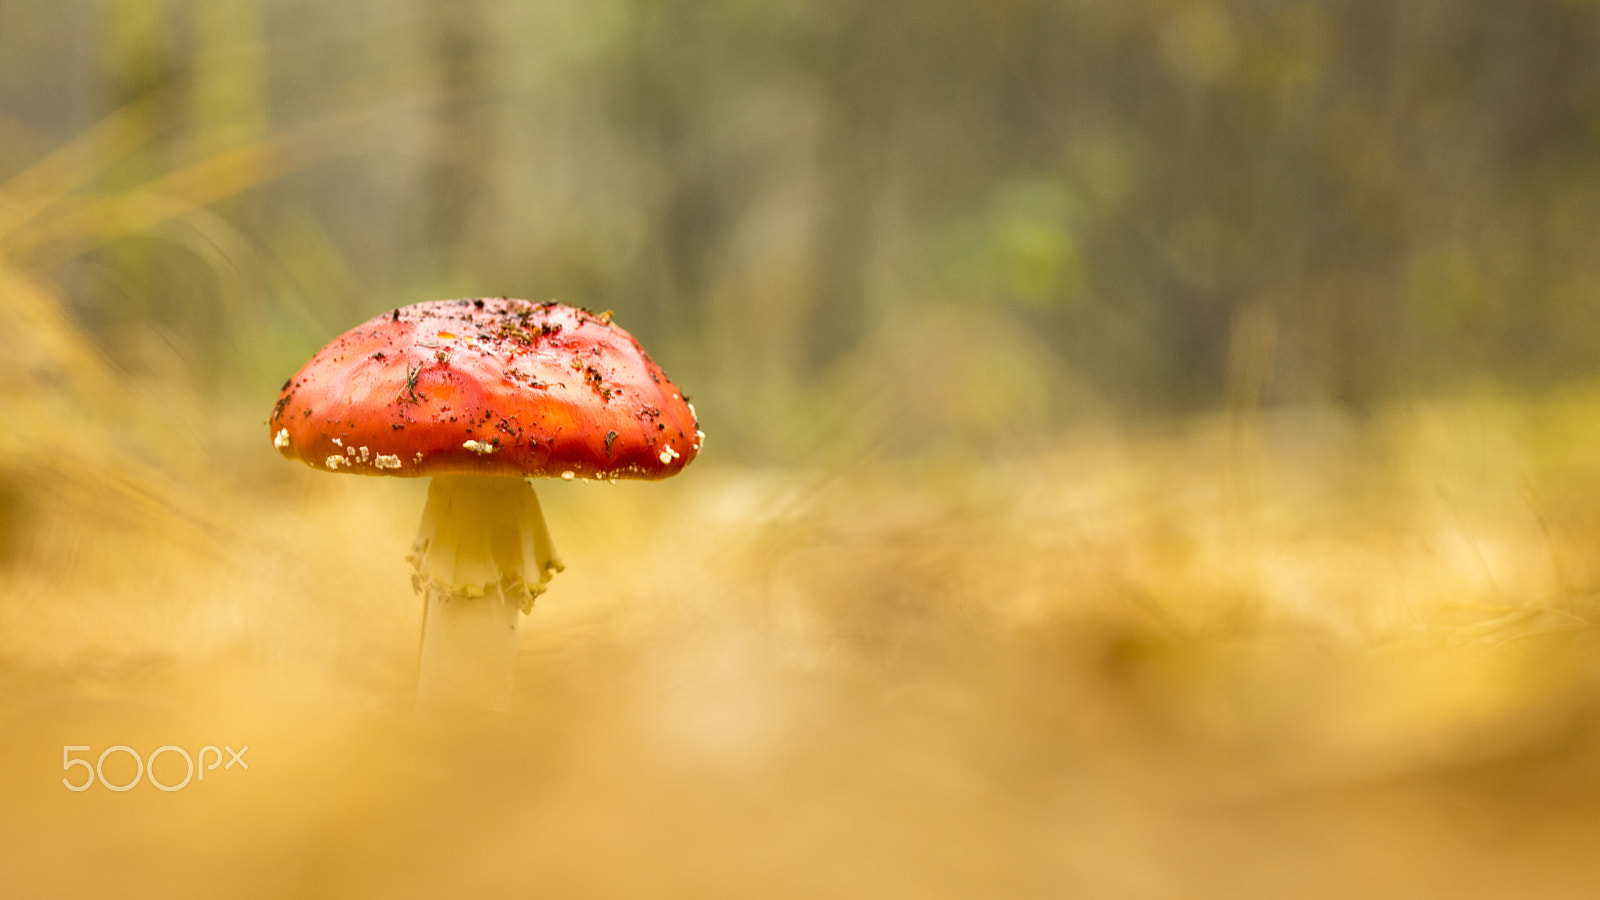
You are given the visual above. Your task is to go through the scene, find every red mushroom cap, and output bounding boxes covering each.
[268,299,701,479]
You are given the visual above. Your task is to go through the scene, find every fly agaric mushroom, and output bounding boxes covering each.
[269,298,701,708]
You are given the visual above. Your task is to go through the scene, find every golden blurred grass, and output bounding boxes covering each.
[7,385,1600,898]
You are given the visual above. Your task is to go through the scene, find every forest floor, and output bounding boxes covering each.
[6,390,1600,898]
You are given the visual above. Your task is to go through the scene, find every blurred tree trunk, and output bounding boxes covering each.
[187,0,266,380]
[803,2,891,373]
[92,0,174,372]
[189,0,265,157]
[617,0,721,352]
[99,0,173,110]
[422,0,495,285]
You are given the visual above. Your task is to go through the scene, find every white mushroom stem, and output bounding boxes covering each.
[408,474,563,710]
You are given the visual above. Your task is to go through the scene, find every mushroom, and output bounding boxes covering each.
[269,298,701,709]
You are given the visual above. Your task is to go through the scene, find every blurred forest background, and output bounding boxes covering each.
[10,1,1600,898]
[7,0,1600,449]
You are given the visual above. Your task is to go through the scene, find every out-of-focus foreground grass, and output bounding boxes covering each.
[8,376,1600,898]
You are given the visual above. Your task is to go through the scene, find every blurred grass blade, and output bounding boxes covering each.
[0,94,162,240]
[0,265,118,399]
[3,116,381,266]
